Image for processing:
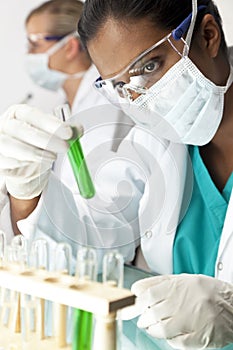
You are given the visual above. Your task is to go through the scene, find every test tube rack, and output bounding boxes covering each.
[0,263,135,350]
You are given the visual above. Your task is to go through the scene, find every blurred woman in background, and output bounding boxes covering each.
[25,0,133,191]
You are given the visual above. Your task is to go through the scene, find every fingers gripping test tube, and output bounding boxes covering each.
[54,104,95,199]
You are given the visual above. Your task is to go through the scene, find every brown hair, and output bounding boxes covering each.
[26,0,83,36]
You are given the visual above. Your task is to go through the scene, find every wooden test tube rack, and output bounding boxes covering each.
[0,264,135,350]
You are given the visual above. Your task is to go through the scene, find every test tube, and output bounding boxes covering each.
[10,235,28,334]
[0,231,6,267]
[72,247,97,350]
[54,242,72,275]
[0,231,6,325]
[11,235,28,270]
[54,104,95,199]
[30,238,48,271]
[92,250,124,350]
[102,250,124,288]
[29,239,49,340]
[75,247,97,282]
[0,237,27,349]
[54,243,72,347]
[20,239,48,347]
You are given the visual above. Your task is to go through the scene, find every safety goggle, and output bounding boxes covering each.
[27,31,77,51]
[94,5,206,105]
[27,33,69,42]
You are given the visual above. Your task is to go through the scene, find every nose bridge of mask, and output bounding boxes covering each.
[46,33,74,58]
[129,75,148,88]
[122,76,148,101]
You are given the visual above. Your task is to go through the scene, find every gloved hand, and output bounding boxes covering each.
[132,274,233,349]
[0,104,82,199]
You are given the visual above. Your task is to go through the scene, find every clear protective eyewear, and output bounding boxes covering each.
[94,5,206,105]
[27,31,75,51]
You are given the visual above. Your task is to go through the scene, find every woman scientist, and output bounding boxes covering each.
[77,0,233,348]
[0,0,233,348]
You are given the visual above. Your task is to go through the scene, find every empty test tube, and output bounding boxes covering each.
[76,247,97,282]
[0,231,6,267]
[11,235,28,270]
[20,239,49,346]
[102,250,124,288]
[10,235,28,334]
[29,239,49,340]
[72,247,97,350]
[0,236,27,334]
[54,243,72,347]
[92,250,124,350]
[30,238,48,271]
[54,104,95,199]
[54,242,72,275]
[0,231,6,325]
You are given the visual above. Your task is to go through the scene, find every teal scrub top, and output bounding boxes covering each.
[173,146,233,276]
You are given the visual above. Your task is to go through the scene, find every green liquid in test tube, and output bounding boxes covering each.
[72,247,97,350]
[72,309,93,350]
[55,104,95,199]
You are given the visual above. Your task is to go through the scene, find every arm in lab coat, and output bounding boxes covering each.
[0,179,42,242]
[18,151,146,267]
[0,180,14,243]
[8,195,40,235]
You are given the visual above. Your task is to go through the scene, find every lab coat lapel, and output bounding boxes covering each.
[215,187,233,282]
[140,141,191,274]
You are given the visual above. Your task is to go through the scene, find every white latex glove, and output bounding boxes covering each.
[0,104,81,199]
[132,274,233,349]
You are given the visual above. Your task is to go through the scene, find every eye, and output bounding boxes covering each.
[114,81,125,91]
[142,59,160,74]
[129,59,160,76]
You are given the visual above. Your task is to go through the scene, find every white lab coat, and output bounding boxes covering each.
[21,122,233,281]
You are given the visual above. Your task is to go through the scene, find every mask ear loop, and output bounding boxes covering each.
[183,0,197,56]
[45,32,87,80]
[46,32,76,56]
[172,4,207,57]
[226,65,233,91]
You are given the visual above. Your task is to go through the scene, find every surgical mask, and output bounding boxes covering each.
[123,56,233,145]
[25,34,86,91]
[94,1,233,145]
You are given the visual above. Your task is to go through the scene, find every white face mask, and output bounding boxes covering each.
[25,34,86,91]
[122,57,233,145]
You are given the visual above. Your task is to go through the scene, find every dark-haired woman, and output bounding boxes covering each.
[77,0,233,348]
